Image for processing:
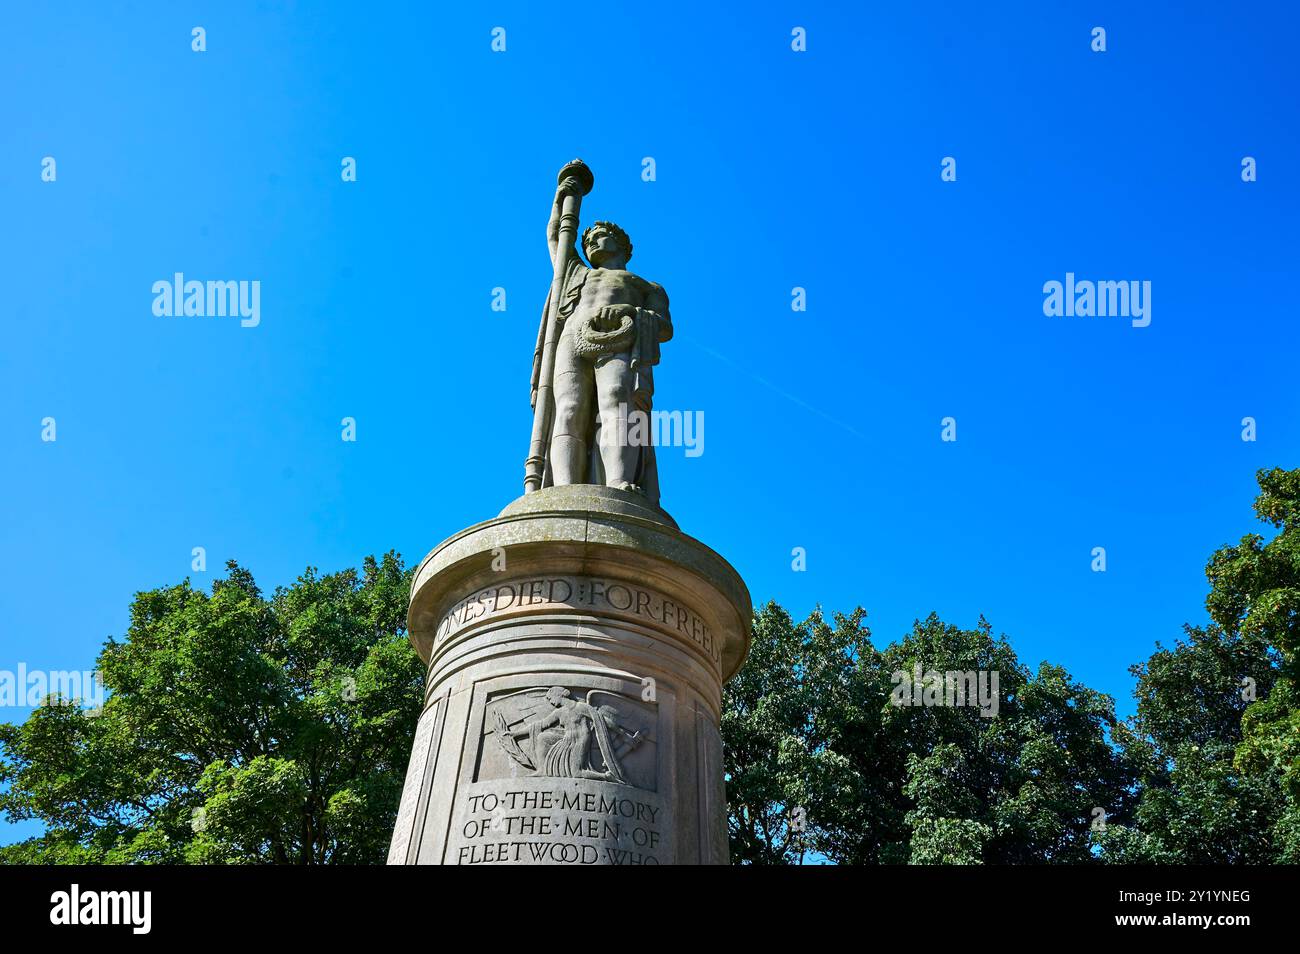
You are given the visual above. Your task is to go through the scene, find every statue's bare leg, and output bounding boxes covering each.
[551,341,593,484]
[595,354,641,492]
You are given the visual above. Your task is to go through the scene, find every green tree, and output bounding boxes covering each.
[1095,623,1282,863]
[1098,467,1298,864]
[1227,469,1300,861]
[880,616,1132,864]
[721,603,875,864]
[0,553,423,864]
[722,606,1133,864]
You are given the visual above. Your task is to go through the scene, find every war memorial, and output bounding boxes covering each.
[387,161,751,865]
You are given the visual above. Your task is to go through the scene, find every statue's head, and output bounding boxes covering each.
[582,221,633,268]
[545,686,572,707]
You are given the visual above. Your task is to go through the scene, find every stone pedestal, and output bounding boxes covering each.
[387,485,751,865]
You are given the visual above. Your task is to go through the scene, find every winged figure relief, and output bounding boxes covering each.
[491,687,644,784]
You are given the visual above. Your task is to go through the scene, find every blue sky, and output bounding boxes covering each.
[2,1,1297,846]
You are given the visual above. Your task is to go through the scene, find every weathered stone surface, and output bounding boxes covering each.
[388,486,750,865]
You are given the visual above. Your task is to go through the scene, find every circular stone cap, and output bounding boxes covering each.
[408,485,751,681]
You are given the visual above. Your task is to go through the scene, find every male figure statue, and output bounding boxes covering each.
[530,172,673,505]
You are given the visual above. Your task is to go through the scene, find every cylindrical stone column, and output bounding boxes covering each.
[387,485,751,865]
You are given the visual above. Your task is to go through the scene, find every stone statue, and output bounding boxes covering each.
[525,160,673,505]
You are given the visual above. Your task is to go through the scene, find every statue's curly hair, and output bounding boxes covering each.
[582,220,633,263]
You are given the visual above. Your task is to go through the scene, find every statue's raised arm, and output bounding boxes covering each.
[546,175,585,269]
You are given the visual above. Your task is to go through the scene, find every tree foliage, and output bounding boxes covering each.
[1097,467,1299,863]
[0,553,422,864]
[723,606,1132,864]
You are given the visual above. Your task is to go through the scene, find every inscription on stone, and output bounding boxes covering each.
[436,575,718,667]
[448,778,669,865]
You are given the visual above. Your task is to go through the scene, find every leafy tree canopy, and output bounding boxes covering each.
[723,606,1133,864]
[1097,467,1298,863]
[0,553,422,864]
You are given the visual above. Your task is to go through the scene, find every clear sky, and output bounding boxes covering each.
[2,1,1297,846]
